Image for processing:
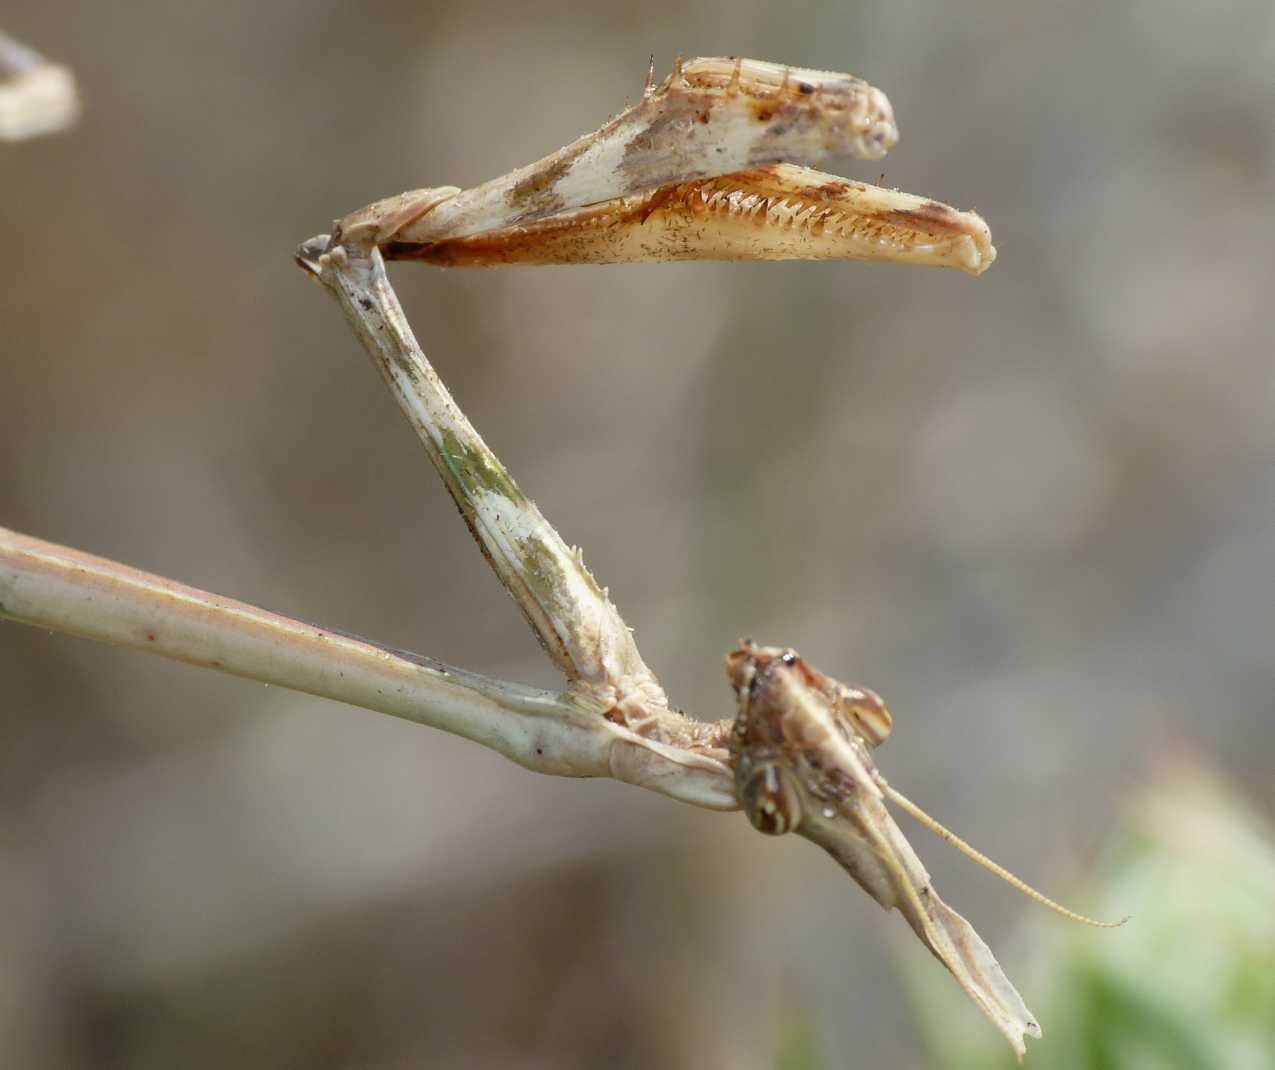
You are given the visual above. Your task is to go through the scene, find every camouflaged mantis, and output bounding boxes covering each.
[298,56,1124,1060]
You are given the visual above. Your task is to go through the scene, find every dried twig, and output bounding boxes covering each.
[0,30,78,141]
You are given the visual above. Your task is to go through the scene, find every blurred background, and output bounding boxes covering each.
[3,2,1273,1067]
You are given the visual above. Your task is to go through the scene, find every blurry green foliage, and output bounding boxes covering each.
[774,1007,825,1070]
[908,753,1275,1070]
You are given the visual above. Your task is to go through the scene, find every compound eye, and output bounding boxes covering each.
[839,688,893,748]
[740,762,803,836]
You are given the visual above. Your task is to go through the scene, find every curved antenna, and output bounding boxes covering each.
[880,779,1130,929]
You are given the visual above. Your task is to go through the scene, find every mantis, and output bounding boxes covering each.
[297,56,1126,1059]
[730,642,1126,1060]
[1,53,1124,1061]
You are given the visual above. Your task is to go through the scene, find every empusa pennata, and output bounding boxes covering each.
[730,642,1125,1060]
[311,56,1123,1060]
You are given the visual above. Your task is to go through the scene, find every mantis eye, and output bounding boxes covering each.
[838,687,893,748]
[740,762,804,835]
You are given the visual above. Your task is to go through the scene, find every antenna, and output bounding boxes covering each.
[880,779,1130,929]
